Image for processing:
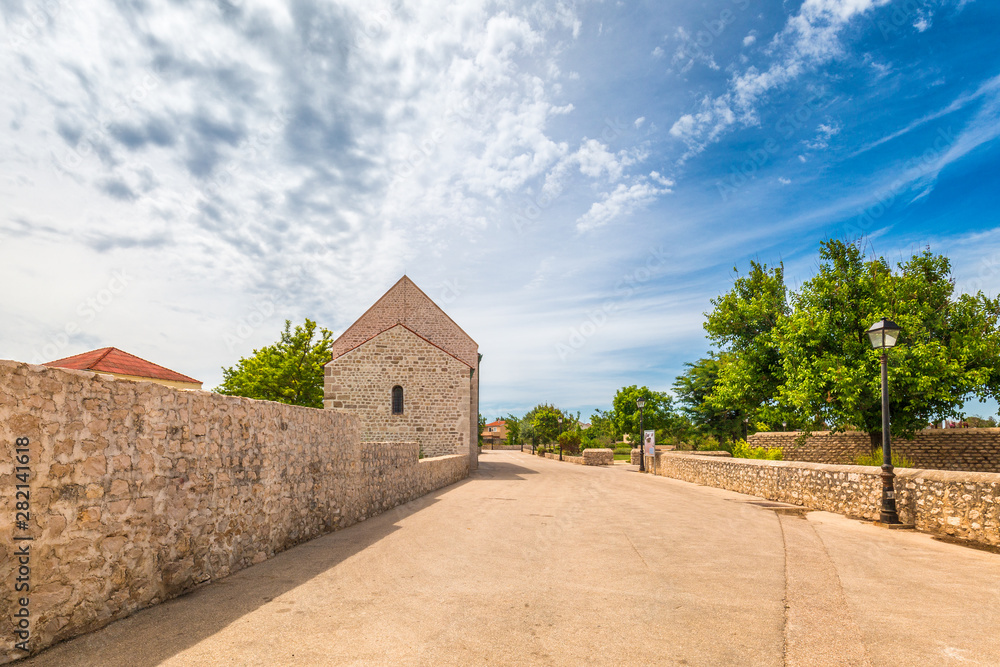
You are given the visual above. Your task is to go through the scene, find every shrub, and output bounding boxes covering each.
[854,449,914,468]
[731,439,783,460]
[557,430,582,454]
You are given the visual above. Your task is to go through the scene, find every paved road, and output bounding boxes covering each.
[21,451,1000,666]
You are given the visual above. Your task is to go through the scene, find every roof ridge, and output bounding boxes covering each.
[92,347,116,368]
[103,348,201,384]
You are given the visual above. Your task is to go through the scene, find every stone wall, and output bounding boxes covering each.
[0,361,468,663]
[649,451,1000,548]
[538,450,613,466]
[749,429,1000,472]
[325,325,472,458]
[582,449,613,466]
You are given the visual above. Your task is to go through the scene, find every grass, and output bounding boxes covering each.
[854,449,914,468]
[613,453,632,461]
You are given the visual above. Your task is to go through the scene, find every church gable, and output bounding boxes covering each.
[329,276,478,368]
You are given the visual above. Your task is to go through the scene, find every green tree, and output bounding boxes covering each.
[216,319,334,408]
[557,429,582,454]
[529,404,564,444]
[504,415,521,447]
[704,260,789,427]
[673,354,745,443]
[776,240,1000,447]
[478,413,487,445]
[611,385,676,445]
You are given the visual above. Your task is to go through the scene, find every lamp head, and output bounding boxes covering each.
[867,318,901,350]
[636,397,646,409]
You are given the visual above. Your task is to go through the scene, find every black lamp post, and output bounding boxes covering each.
[636,397,646,472]
[557,416,563,461]
[743,417,749,440]
[867,317,903,525]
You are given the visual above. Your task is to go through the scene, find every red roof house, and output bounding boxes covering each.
[44,347,202,390]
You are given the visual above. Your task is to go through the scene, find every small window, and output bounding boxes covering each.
[392,385,403,415]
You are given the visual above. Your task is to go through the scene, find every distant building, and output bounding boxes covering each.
[44,347,202,390]
[482,419,507,443]
[325,276,480,468]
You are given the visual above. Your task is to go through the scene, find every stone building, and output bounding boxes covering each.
[324,276,480,468]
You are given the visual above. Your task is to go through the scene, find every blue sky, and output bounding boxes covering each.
[2,0,999,420]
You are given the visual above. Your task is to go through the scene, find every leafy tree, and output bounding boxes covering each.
[610,385,676,445]
[704,260,789,427]
[557,429,582,454]
[504,414,521,447]
[776,240,1000,447]
[216,319,333,408]
[673,354,746,443]
[478,413,487,445]
[529,404,564,444]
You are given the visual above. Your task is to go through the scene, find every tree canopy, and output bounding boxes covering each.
[610,385,675,445]
[673,355,745,443]
[699,240,1000,444]
[776,240,1000,442]
[216,318,334,408]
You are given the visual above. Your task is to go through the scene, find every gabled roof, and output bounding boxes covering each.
[330,276,478,367]
[44,347,201,384]
[485,420,506,427]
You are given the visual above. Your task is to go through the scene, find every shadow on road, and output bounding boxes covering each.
[473,456,537,481]
[20,480,462,667]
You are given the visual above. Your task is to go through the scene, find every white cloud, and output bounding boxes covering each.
[778,177,791,185]
[652,46,664,58]
[575,172,673,232]
[669,0,891,161]
[0,0,596,386]
[743,34,757,47]
[634,117,646,128]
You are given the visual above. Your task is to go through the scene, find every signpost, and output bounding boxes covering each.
[644,430,655,473]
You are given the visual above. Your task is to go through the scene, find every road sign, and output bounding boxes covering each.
[644,430,655,456]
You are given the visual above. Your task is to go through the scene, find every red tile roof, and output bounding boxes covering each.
[485,420,506,427]
[44,347,201,385]
[330,276,478,368]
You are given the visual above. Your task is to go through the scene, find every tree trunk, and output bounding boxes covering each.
[868,430,881,454]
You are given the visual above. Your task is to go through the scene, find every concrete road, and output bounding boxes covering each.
[20,451,1000,666]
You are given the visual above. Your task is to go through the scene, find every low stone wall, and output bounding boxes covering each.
[480,443,521,450]
[582,449,613,466]
[0,361,468,663]
[749,429,1000,472]
[649,451,1000,547]
[537,450,612,466]
[543,452,583,464]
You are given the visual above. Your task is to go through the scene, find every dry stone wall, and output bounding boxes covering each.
[749,429,1000,472]
[537,449,613,466]
[0,361,468,664]
[325,326,471,458]
[649,452,1000,548]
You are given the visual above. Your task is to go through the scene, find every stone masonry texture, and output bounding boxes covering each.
[748,429,1000,473]
[325,326,471,459]
[649,452,999,548]
[0,361,468,664]
[327,276,479,470]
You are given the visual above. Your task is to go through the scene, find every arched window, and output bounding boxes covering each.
[391,385,404,415]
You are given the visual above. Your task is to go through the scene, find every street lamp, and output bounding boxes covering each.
[867,317,903,525]
[636,397,646,472]
[557,416,563,461]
